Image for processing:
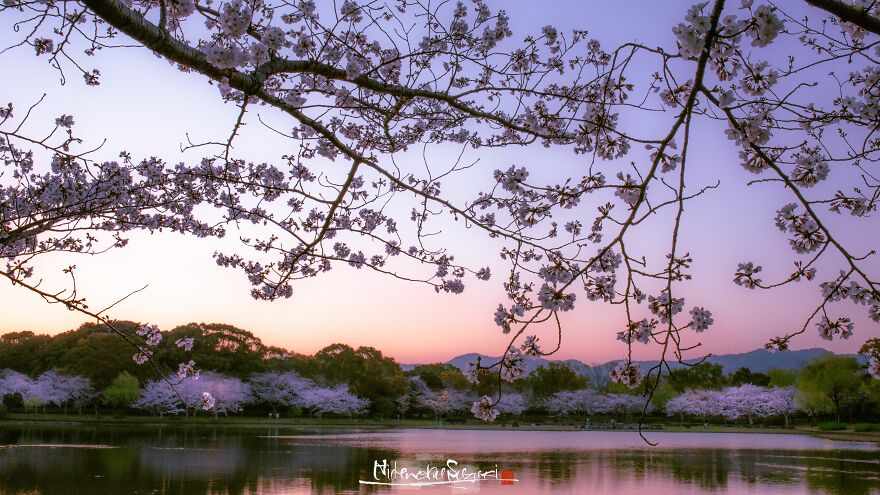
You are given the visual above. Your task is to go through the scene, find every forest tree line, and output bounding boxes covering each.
[0,322,878,425]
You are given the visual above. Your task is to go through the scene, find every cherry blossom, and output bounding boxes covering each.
[610,361,643,389]
[471,395,500,422]
[201,392,216,411]
[299,385,369,418]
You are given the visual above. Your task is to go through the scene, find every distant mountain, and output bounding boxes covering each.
[401,347,869,385]
[635,347,868,374]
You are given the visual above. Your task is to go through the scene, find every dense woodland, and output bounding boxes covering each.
[0,322,878,426]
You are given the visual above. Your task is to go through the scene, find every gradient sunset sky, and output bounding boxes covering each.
[1,0,878,365]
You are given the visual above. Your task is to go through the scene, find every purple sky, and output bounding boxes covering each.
[0,0,877,364]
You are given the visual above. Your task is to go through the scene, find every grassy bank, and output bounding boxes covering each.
[3,413,880,441]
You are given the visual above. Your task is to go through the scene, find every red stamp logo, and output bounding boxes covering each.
[500,470,516,486]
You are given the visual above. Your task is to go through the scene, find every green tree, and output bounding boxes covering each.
[2,392,24,410]
[0,331,52,375]
[408,363,464,391]
[797,356,862,423]
[729,367,771,387]
[264,351,319,377]
[649,380,678,411]
[668,363,727,392]
[440,369,471,390]
[54,323,150,388]
[767,368,798,388]
[529,363,587,399]
[351,347,407,417]
[313,344,406,417]
[102,371,140,414]
[23,396,45,414]
[314,343,361,384]
[857,378,880,419]
[162,323,269,378]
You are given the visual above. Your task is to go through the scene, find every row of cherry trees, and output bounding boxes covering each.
[2,363,873,427]
[405,376,803,426]
[0,369,95,413]
[0,368,370,418]
[135,371,370,418]
[544,390,654,418]
[0,366,652,421]
[542,385,798,426]
[664,385,798,425]
[399,375,527,422]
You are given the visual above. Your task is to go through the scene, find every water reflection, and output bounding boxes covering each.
[0,424,877,494]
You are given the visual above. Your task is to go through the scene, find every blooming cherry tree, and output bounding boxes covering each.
[494,392,528,416]
[134,378,186,416]
[172,372,250,416]
[665,389,723,422]
[0,369,31,402]
[717,384,771,425]
[599,394,654,420]
[299,384,370,418]
[544,390,603,417]
[249,371,313,414]
[667,385,800,426]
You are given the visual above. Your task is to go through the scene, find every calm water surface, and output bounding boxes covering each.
[0,423,878,494]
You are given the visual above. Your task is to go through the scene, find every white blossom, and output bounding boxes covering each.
[471,395,500,421]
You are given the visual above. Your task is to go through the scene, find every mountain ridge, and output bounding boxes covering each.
[401,347,869,384]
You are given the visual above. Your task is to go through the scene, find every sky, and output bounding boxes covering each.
[0,0,878,365]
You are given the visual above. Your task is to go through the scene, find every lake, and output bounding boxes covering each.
[0,423,878,494]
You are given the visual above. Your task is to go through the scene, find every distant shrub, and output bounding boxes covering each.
[818,422,847,431]
[852,423,880,432]
[0,405,7,419]
[2,392,23,409]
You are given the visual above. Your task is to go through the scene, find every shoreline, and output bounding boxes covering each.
[3,414,879,443]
